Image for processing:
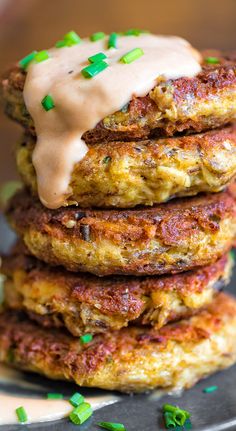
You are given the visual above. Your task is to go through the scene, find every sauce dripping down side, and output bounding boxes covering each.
[23,34,201,209]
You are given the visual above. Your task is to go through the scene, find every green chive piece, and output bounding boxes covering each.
[124,29,150,36]
[163,404,190,419]
[41,95,55,111]
[55,39,67,48]
[64,30,81,46]
[90,32,105,42]
[108,33,118,49]
[47,393,63,399]
[80,333,93,344]
[69,392,84,407]
[35,50,50,63]
[230,249,236,261]
[164,412,176,429]
[120,48,144,64]
[203,385,218,393]
[97,422,126,431]
[88,52,107,63]
[204,56,219,64]
[172,409,186,426]
[69,402,93,425]
[81,61,108,78]
[16,406,28,423]
[19,51,37,70]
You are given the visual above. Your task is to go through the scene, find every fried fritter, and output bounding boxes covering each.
[0,293,236,393]
[16,126,236,208]
[2,253,232,336]
[1,52,236,141]
[6,186,236,276]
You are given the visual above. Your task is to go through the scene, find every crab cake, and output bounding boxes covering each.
[1,52,236,142]
[0,293,236,393]
[6,186,236,276]
[16,126,236,208]
[2,253,232,336]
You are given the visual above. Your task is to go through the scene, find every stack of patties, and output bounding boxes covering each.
[1,31,236,393]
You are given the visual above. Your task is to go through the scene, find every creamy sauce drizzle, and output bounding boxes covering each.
[0,365,120,425]
[23,34,201,209]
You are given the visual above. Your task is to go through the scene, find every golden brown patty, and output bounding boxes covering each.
[2,253,232,336]
[1,52,236,141]
[0,293,236,393]
[16,126,236,208]
[2,52,236,144]
[7,186,236,276]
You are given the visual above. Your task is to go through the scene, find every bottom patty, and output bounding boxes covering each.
[1,252,233,336]
[6,186,236,276]
[0,293,236,393]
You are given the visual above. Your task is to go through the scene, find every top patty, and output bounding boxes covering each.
[1,51,236,142]
[0,293,236,392]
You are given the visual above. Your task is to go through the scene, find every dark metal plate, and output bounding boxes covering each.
[0,213,236,431]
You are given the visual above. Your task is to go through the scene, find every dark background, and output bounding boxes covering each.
[0,0,235,184]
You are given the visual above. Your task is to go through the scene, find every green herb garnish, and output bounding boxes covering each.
[97,422,126,431]
[69,402,92,425]
[164,412,176,429]
[81,61,108,78]
[19,51,37,70]
[103,156,111,164]
[41,95,55,111]
[16,406,28,423]
[64,31,81,46]
[35,50,50,63]
[69,392,85,407]
[47,393,63,399]
[108,33,118,49]
[204,56,219,64]
[80,333,93,344]
[90,32,106,42]
[203,385,218,393]
[120,48,144,64]
[88,52,107,63]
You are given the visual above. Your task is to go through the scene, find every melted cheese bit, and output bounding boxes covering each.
[23,34,201,209]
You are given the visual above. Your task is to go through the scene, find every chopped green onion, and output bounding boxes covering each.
[35,50,50,63]
[97,422,126,431]
[64,30,81,46]
[108,33,118,49]
[203,385,218,393]
[120,48,144,64]
[230,249,236,261]
[90,32,105,42]
[172,409,186,426]
[164,412,176,429]
[80,333,93,344]
[16,406,28,423]
[88,52,107,63]
[204,56,219,64]
[55,40,67,48]
[81,61,108,78]
[69,392,84,407]
[69,402,93,425]
[163,404,190,420]
[19,51,37,70]
[47,393,63,399]
[41,95,55,111]
[124,29,150,36]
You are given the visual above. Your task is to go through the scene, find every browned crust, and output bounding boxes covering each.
[0,293,235,392]
[6,185,236,275]
[1,252,231,334]
[1,51,236,141]
[16,124,236,208]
